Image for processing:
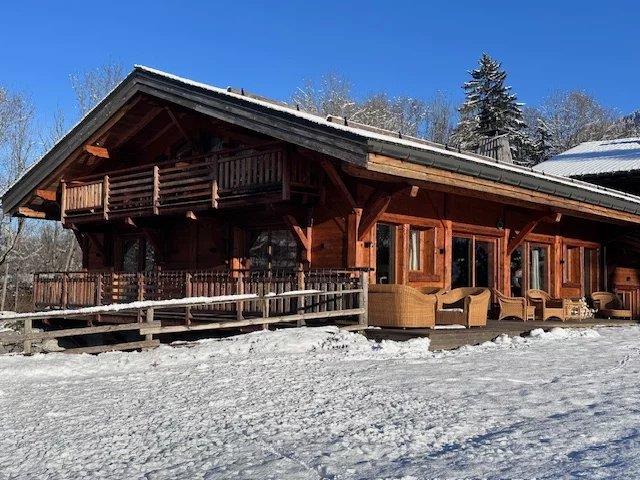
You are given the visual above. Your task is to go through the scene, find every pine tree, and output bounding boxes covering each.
[453,53,529,160]
[531,117,553,164]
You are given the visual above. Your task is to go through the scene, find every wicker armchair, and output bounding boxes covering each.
[436,287,490,327]
[591,292,632,320]
[494,289,535,322]
[526,289,569,321]
[368,284,438,328]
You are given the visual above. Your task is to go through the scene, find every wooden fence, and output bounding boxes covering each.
[2,272,369,355]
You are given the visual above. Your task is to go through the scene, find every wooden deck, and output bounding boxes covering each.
[365,318,640,351]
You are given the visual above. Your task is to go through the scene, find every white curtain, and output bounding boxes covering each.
[530,249,541,290]
[409,230,420,270]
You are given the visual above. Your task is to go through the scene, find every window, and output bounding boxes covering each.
[510,246,524,297]
[452,237,472,288]
[409,228,422,271]
[452,235,497,289]
[376,223,396,283]
[249,229,298,270]
[119,236,155,273]
[529,244,549,291]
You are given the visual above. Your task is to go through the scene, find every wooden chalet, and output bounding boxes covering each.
[5,66,640,336]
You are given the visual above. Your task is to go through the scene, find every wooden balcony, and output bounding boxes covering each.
[61,145,319,222]
[33,269,364,320]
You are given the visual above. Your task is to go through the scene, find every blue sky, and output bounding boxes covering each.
[1,0,639,129]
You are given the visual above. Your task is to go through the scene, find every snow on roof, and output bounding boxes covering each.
[135,66,640,210]
[534,138,640,177]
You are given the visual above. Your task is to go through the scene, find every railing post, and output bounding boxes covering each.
[137,272,145,322]
[145,307,155,344]
[296,265,305,327]
[211,157,219,208]
[358,269,369,328]
[61,272,68,309]
[185,271,192,325]
[32,273,38,311]
[152,165,160,214]
[236,270,244,321]
[261,294,270,331]
[23,317,32,355]
[102,175,110,220]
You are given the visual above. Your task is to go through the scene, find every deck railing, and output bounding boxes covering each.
[61,145,319,221]
[33,268,365,320]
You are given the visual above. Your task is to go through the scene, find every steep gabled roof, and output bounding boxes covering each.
[5,66,640,220]
[534,138,640,178]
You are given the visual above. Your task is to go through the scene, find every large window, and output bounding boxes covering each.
[452,235,496,289]
[119,236,156,272]
[249,229,298,270]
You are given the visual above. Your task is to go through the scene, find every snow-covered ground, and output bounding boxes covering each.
[1,325,639,479]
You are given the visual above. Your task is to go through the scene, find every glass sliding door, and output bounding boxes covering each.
[452,235,497,289]
[510,246,524,297]
[376,223,396,284]
[475,240,495,288]
[529,244,549,292]
[452,237,472,288]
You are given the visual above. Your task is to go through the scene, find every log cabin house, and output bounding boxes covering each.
[4,66,640,332]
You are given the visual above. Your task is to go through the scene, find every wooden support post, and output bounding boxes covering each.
[185,271,192,325]
[145,308,155,343]
[137,273,145,322]
[60,179,67,223]
[211,157,219,208]
[261,295,270,331]
[358,269,369,328]
[102,175,110,220]
[61,272,68,309]
[296,266,306,326]
[236,271,244,321]
[23,318,32,355]
[347,208,363,268]
[152,165,160,214]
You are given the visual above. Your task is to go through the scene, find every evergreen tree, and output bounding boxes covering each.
[531,117,553,164]
[453,53,530,160]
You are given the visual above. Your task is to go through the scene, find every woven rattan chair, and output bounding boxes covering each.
[436,287,490,328]
[591,292,632,320]
[526,289,569,322]
[494,289,535,322]
[368,284,438,328]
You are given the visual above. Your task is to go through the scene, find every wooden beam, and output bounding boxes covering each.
[319,160,357,212]
[110,106,164,148]
[35,189,57,202]
[123,217,136,228]
[409,185,420,197]
[283,214,312,263]
[140,121,174,149]
[165,107,194,149]
[83,144,110,158]
[358,192,392,241]
[16,207,47,219]
[186,210,197,221]
[366,153,640,225]
[507,211,561,256]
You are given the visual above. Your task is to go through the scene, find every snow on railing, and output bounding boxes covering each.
[0,277,369,356]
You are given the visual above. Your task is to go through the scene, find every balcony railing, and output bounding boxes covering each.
[61,145,319,222]
[33,269,364,319]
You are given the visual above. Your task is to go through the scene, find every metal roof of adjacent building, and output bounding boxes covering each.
[534,138,640,178]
